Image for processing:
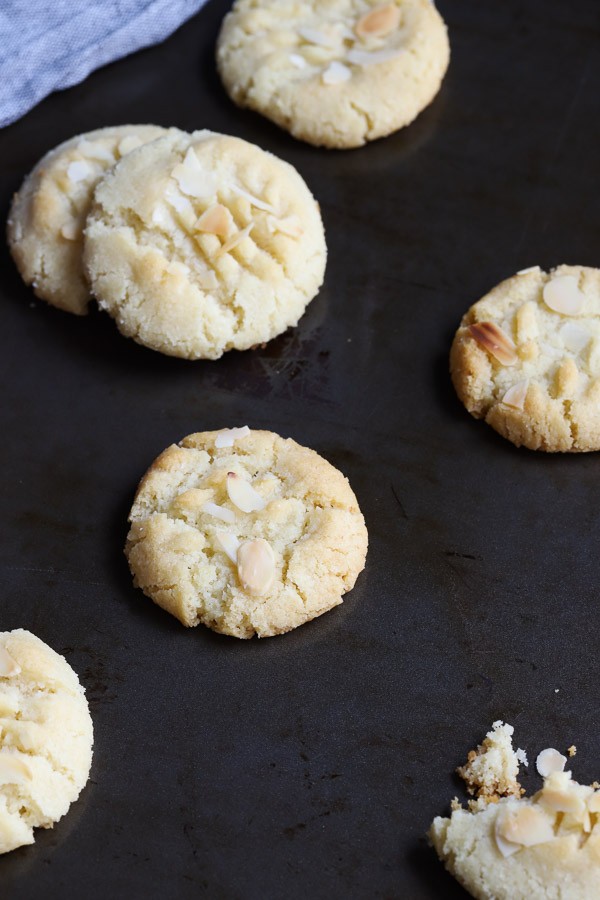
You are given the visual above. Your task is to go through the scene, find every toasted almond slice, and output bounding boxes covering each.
[543,275,584,316]
[215,531,240,564]
[60,222,79,241]
[202,502,236,524]
[469,322,518,366]
[196,204,231,237]
[346,46,403,66]
[118,135,144,157]
[266,214,303,238]
[172,488,210,510]
[226,472,266,513]
[517,265,541,275]
[298,26,337,47]
[215,426,251,448]
[497,805,555,849]
[540,773,584,815]
[0,755,31,785]
[536,748,567,778]
[0,646,20,678]
[322,61,352,85]
[560,322,590,353]
[217,223,254,257]
[502,379,529,410]
[230,184,278,214]
[494,815,522,858]
[66,160,95,184]
[171,148,217,199]
[237,539,275,595]
[355,3,401,39]
[290,53,307,68]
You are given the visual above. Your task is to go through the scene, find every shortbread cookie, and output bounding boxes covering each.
[125,428,368,637]
[7,125,167,315]
[430,769,600,900]
[0,629,93,853]
[451,266,600,452]
[83,130,326,358]
[216,0,450,148]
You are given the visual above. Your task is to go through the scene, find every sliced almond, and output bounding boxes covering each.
[171,148,217,199]
[355,3,401,39]
[540,773,585,815]
[215,531,240,564]
[502,380,529,410]
[0,755,31,785]
[266,214,303,238]
[517,265,541,275]
[560,322,590,353]
[172,488,210,511]
[66,160,95,184]
[60,222,79,241]
[0,646,20,678]
[217,223,254,257]
[77,140,115,163]
[497,805,555,849]
[230,184,278,214]
[196,204,231,237]
[587,791,600,814]
[469,322,518,366]
[322,61,352,85]
[543,275,584,316]
[237,539,275,595]
[289,53,307,68]
[215,426,251,448]
[226,472,266,514]
[202,501,236,524]
[536,748,567,778]
[298,26,337,48]
[164,183,196,219]
[346,46,403,66]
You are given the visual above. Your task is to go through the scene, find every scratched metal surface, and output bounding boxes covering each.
[1,1,599,897]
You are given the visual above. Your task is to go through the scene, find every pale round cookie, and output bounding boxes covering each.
[0,629,93,854]
[7,125,167,315]
[83,130,327,359]
[216,0,450,149]
[430,770,600,900]
[451,266,600,452]
[125,428,368,638]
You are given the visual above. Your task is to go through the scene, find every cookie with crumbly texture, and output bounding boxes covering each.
[451,265,600,452]
[216,0,450,149]
[457,721,525,804]
[7,125,167,315]
[83,130,326,358]
[0,629,93,854]
[125,428,368,638]
[430,769,600,900]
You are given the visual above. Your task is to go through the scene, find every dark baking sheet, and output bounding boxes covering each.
[1,1,599,897]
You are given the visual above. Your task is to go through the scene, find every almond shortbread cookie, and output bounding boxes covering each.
[0,629,93,853]
[216,0,450,148]
[125,428,368,638]
[451,266,600,452]
[7,125,167,315]
[83,130,326,358]
[430,749,600,899]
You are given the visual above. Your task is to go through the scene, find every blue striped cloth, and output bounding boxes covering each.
[0,0,207,127]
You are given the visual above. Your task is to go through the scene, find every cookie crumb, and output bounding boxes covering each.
[456,721,524,803]
[568,745,577,758]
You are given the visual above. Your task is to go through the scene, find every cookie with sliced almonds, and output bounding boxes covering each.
[216,0,450,149]
[83,130,326,359]
[7,125,167,314]
[450,265,600,452]
[125,428,368,638]
[0,629,93,854]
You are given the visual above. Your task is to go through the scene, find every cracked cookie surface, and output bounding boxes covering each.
[7,125,166,315]
[125,429,368,638]
[451,266,600,452]
[216,0,450,148]
[0,629,93,854]
[83,130,326,359]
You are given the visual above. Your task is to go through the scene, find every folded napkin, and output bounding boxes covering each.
[0,0,207,128]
